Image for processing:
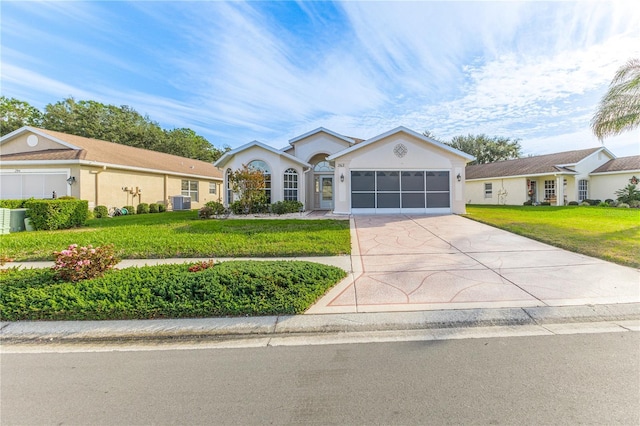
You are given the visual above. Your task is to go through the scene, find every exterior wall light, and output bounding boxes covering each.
[66,176,76,185]
[340,173,344,182]
[456,173,462,182]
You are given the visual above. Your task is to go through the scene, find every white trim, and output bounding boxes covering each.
[466,170,578,181]
[0,159,222,181]
[214,140,311,169]
[327,126,475,162]
[590,169,640,176]
[289,127,355,145]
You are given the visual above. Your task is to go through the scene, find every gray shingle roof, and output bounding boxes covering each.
[591,155,640,173]
[465,148,601,179]
[2,128,222,179]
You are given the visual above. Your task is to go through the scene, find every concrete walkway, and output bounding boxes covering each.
[307,215,640,314]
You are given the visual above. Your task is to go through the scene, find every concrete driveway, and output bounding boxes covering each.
[307,215,640,314]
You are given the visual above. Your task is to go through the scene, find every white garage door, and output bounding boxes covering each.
[351,170,451,214]
[0,172,68,199]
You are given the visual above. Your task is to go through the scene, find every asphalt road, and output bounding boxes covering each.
[2,332,638,425]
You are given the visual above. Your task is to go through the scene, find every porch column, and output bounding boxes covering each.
[556,176,564,206]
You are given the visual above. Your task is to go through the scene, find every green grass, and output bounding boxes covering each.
[0,211,351,261]
[0,260,347,320]
[464,205,640,268]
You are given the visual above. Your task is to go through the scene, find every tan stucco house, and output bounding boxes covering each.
[215,126,475,214]
[0,127,223,210]
[465,147,640,205]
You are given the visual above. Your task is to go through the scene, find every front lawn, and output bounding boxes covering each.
[0,211,351,261]
[464,205,640,268]
[0,260,346,320]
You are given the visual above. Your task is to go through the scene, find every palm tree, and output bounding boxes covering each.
[591,58,640,140]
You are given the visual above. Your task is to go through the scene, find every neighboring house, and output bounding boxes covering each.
[465,147,640,205]
[214,126,475,214]
[0,127,223,210]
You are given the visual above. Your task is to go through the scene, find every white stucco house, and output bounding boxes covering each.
[465,147,640,205]
[214,127,475,214]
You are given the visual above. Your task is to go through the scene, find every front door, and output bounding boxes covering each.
[320,176,333,209]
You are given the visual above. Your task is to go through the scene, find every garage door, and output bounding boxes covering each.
[351,170,451,214]
[0,172,68,199]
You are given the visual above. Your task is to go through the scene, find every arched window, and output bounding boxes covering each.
[248,160,271,203]
[284,168,298,201]
[313,161,334,172]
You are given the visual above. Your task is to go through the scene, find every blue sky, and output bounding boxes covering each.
[2,1,639,157]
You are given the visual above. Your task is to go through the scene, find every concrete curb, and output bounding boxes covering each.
[2,303,638,344]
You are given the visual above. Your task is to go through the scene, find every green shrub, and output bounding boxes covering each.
[568,201,579,206]
[615,184,640,204]
[198,205,214,219]
[158,203,166,212]
[93,205,109,218]
[630,200,640,208]
[583,199,601,206]
[617,203,630,208]
[522,200,533,206]
[149,203,160,213]
[230,200,246,215]
[540,201,551,206]
[52,243,120,282]
[57,195,76,200]
[205,201,226,215]
[122,205,135,215]
[271,200,304,215]
[580,201,591,206]
[26,199,88,230]
[0,261,346,320]
[597,201,609,207]
[0,199,30,209]
[136,203,150,214]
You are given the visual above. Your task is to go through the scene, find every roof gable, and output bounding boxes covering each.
[214,140,311,169]
[289,127,355,146]
[327,126,475,161]
[465,147,606,180]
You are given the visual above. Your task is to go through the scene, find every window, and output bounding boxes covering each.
[578,179,588,201]
[226,169,233,204]
[544,180,555,200]
[484,183,493,198]
[209,182,217,195]
[248,160,271,203]
[181,180,199,202]
[313,161,333,172]
[284,168,298,201]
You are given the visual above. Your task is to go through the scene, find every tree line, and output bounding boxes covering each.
[0,96,230,162]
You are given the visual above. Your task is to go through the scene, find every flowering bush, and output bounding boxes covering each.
[188,260,216,272]
[52,244,119,282]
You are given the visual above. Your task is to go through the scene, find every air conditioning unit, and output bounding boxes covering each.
[171,195,192,211]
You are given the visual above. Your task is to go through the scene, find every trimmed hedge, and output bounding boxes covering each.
[137,203,150,214]
[25,199,88,230]
[0,261,347,321]
[94,205,109,218]
[0,199,31,209]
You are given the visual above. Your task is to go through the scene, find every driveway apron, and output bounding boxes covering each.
[307,215,640,314]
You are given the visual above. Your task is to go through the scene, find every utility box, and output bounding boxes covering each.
[9,208,27,232]
[171,195,192,211]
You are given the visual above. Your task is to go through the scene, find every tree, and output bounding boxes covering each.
[39,97,226,162]
[591,58,640,140]
[446,134,522,165]
[228,164,267,214]
[0,96,44,135]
